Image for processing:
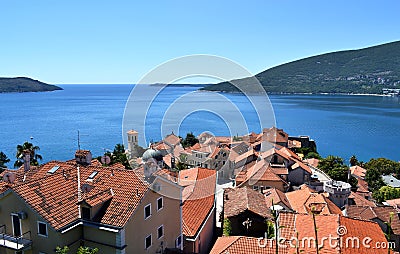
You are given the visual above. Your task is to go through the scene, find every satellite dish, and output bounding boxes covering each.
[101,155,111,165]
[3,172,16,184]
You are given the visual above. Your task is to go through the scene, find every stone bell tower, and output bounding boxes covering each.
[127,130,138,158]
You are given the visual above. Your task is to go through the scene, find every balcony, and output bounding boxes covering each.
[0,225,32,251]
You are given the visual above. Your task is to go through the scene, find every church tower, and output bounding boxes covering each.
[127,130,138,158]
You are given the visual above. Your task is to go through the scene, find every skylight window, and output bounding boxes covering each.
[47,165,60,174]
[87,171,98,180]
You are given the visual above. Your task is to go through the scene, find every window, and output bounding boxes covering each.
[82,207,91,220]
[87,171,98,180]
[144,204,151,219]
[157,197,163,211]
[145,234,152,249]
[37,221,48,237]
[253,185,259,191]
[175,235,182,248]
[47,165,60,174]
[157,225,164,239]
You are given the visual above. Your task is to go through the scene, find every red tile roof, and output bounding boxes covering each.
[304,158,320,168]
[236,160,289,188]
[278,212,391,254]
[163,133,181,146]
[262,127,289,144]
[6,160,149,231]
[348,191,375,207]
[264,188,292,210]
[350,165,367,179]
[224,187,271,218]
[210,236,292,254]
[346,205,400,235]
[179,168,216,238]
[285,186,342,215]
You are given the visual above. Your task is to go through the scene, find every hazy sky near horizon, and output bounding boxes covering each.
[1,0,399,84]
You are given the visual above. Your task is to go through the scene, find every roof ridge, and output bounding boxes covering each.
[221,236,243,252]
[244,186,250,211]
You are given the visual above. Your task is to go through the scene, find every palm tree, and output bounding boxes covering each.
[0,151,10,173]
[14,142,42,168]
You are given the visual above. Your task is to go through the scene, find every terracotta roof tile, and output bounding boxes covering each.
[304,158,320,168]
[163,133,181,146]
[179,168,216,238]
[262,127,289,144]
[278,212,391,254]
[350,165,367,179]
[9,161,149,230]
[286,186,341,215]
[348,191,375,207]
[224,187,271,218]
[346,205,400,235]
[264,188,292,210]
[210,236,292,254]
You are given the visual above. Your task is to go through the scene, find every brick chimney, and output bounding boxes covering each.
[23,150,30,172]
[75,150,92,166]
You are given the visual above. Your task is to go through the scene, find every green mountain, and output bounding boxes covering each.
[202,40,400,94]
[0,77,62,93]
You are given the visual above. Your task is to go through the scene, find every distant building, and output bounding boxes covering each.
[383,174,400,188]
[323,180,352,208]
[127,129,139,158]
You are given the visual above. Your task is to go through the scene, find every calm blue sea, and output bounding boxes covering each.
[1,84,400,167]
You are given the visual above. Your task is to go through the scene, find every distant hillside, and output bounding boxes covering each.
[202,41,400,94]
[0,77,62,93]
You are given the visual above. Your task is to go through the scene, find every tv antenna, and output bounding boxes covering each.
[76,130,89,151]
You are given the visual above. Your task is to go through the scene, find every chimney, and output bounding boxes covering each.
[23,150,30,172]
[75,150,92,166]
[171,156,176,169]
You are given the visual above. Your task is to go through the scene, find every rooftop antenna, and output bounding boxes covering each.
[77,130,81,151]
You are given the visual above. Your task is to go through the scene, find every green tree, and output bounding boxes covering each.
[365,167,386,192]
[266,220,275,239]
[112,144,131,169]
[181,132,199,148]
[365,158,400,175]
[305,152,322,159]
[223,218,232,236]
[97,144,131,169]
[175,161,188,171]
[350,155,358,166]
[56,246,69,254]
[56,246,98,254]
[318,155,358,188]
[373,186,400,203]
[0,152,10,172]
[77,246,98,254]
[14,141,42,168]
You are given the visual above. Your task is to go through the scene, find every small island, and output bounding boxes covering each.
[0,77,63,93]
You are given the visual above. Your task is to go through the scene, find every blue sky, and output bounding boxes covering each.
[1,0,399,84]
